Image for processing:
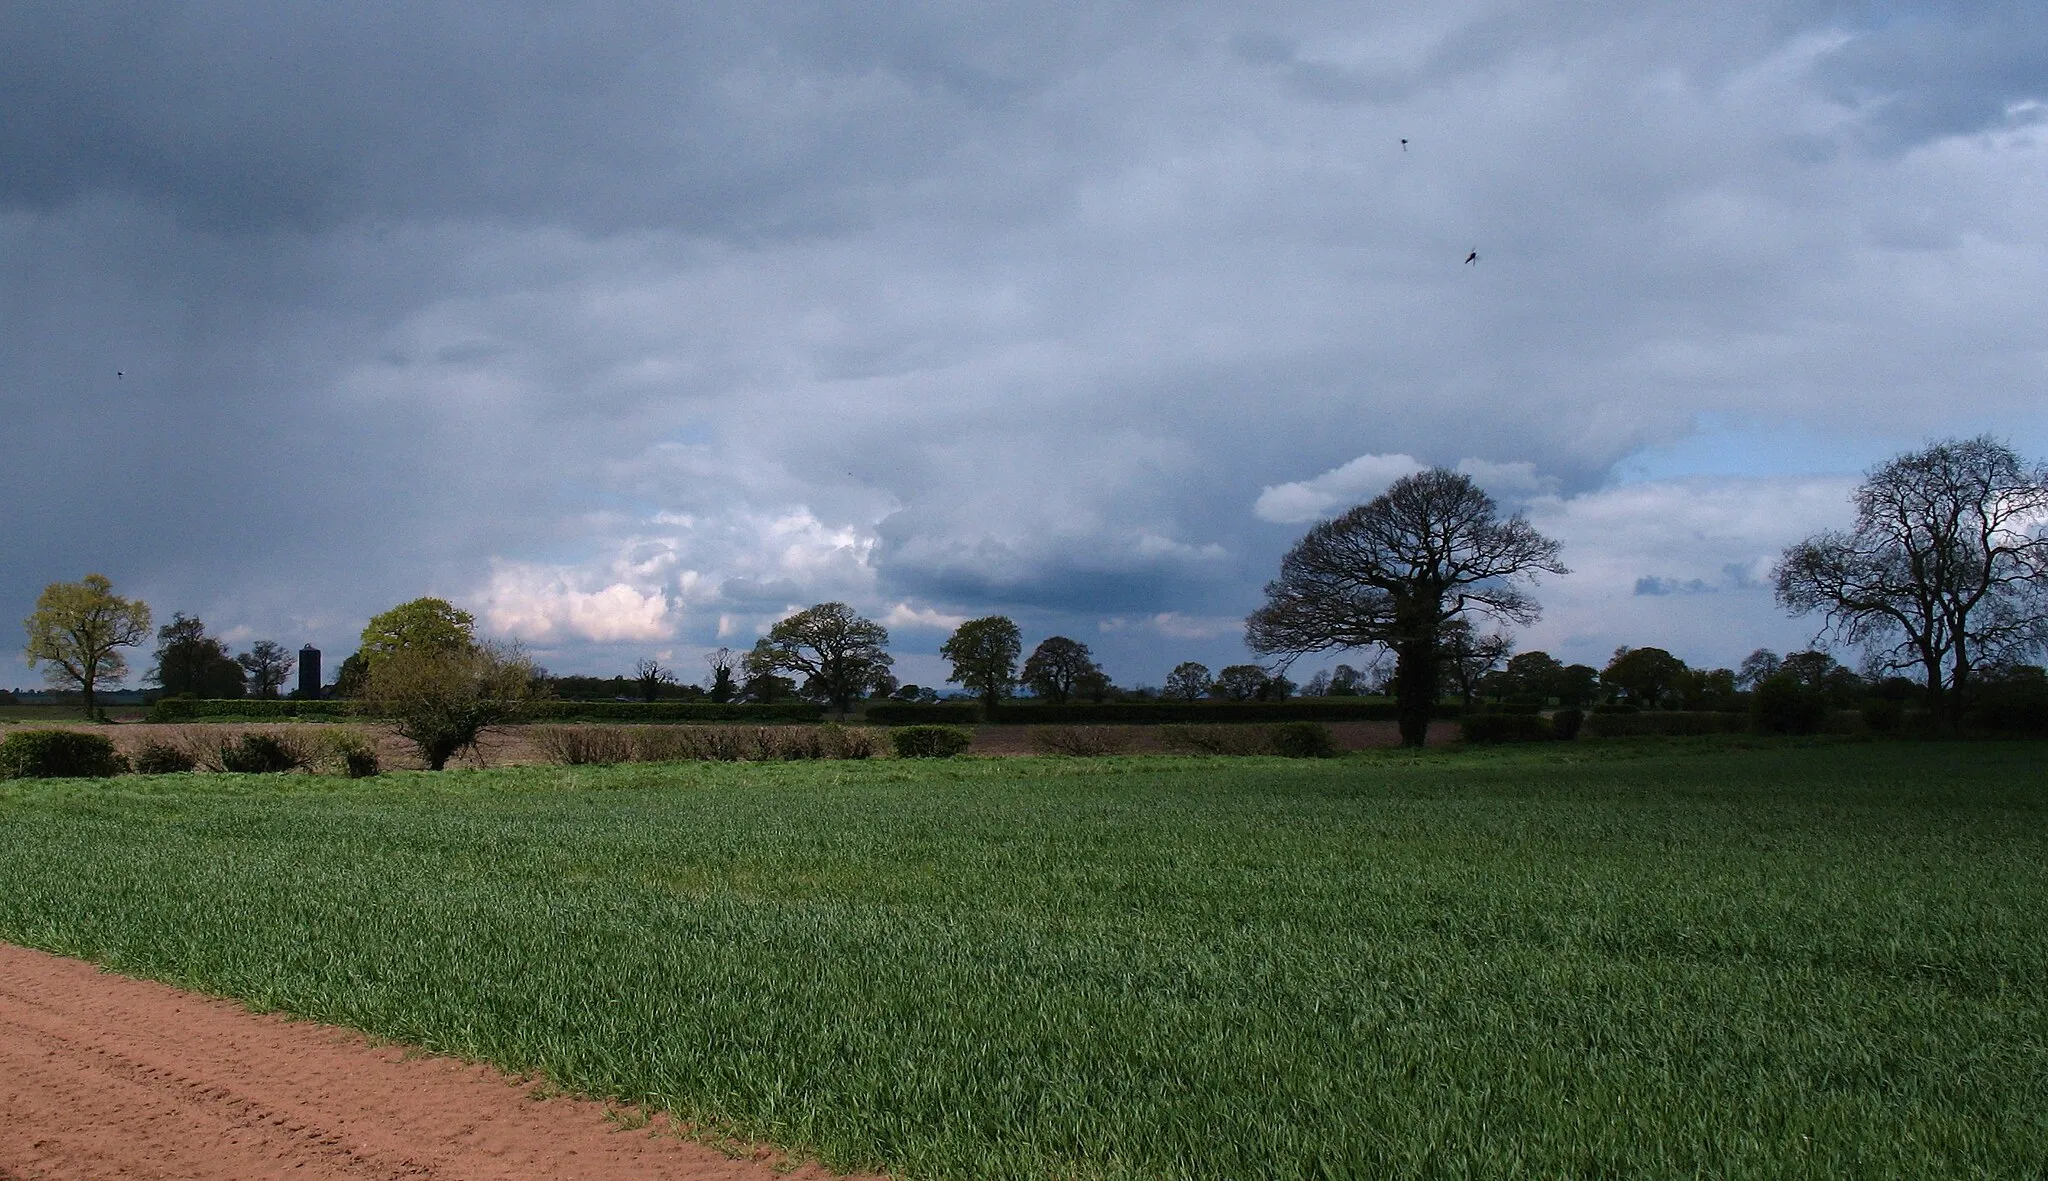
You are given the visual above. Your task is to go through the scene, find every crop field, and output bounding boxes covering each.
[0,740,2043,1178]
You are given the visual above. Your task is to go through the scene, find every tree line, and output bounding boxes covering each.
[1245,435,2048,744]
[22,436,2048,751]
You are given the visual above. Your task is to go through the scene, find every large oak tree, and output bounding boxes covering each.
[1247,468,1565,746]
[747,602,893,715]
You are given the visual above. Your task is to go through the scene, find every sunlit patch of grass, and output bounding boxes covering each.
[0,742,2044,1178]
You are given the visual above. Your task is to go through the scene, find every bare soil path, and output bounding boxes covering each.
[0,943,875,1180]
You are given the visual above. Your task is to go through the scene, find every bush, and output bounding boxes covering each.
[1861,697,1905,735]
[1460,713,1554,743]
[1158,725,1275,756]
[1029,726,1134,756]
[131,739,198,775]
[1550,708,1584,741]
[1964,672,2048,735]
[604,724,881,764]
[532,725,636,765]
[891,725,974,758]
[1584,711,1751,738]
[0,730,128,778]
[820,723,878,760]
[518,700,825,724]
[1753,674,1826,735]
[1269,721,1337,758]
[313,728,381,777]
[1589,703,1639,715]
[218,732,309,773]
[360,643,542,771]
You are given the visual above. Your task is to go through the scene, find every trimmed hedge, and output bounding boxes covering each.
[1583,711,1750,738]
[146,698,824,724]
[984,701,1462,725]
[0,730,127,778]
[864,702,984,726]
[147,698,351,722]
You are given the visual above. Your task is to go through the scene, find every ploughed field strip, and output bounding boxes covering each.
[1,741,2044,1178]
[0,942,869,1180]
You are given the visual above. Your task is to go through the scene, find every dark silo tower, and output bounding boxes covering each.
[298,647,322,699]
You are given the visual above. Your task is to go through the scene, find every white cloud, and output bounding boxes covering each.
[1099,612,1241,641]
[482,563,676,644]
[1517,475,1860,668]
[1255,454,1560,524]
[1453,458,1559,503]
[1254,453,1426,523]
[882,603,969,631]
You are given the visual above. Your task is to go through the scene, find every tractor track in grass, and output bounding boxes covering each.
[0,942,876,1181]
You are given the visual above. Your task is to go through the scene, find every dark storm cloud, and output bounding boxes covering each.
[0,0,1134,235]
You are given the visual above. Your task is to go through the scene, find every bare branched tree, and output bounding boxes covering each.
[704,647,741,703]
[633,657,673,703]
[1247,468,1565,746]
[1774,436,2048,731]
[236,640,296,699]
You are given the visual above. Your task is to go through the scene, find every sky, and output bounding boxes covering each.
[5,2,2046,693]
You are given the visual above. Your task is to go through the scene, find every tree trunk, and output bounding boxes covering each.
[1393,638,1438,748]
[80,675,96,721]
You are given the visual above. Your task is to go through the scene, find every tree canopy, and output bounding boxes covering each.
[1247,468,1565,745]
[940,616,1022,709]
[1020,636,1105,704]
[360,641,542,770]
[1163,661,1212,701]
[23,574,153,718]
[1600,646,1687,707]
[746,602,893,715]
[360,597,477,662]
[1775,436,2048,730]
[235,639,295,699]
[151,613,247,699]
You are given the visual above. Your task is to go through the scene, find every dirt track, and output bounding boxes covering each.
[0,943,874,1180]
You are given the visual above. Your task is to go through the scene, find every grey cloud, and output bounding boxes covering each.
[1816,6,2048,146]
[5,2,2046,688]
[1634,576,1714,597]
[0,1,1137,235]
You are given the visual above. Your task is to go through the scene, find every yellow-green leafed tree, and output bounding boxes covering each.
[359,641,542,770]
[23,574,153,719]
[359,597,477,663]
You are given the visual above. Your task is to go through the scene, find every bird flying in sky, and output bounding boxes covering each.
[1464,251,1478,265]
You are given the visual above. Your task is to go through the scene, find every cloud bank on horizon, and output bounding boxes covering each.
[4,2,2045,688]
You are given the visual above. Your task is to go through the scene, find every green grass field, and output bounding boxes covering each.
[1,741,2043,1178]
